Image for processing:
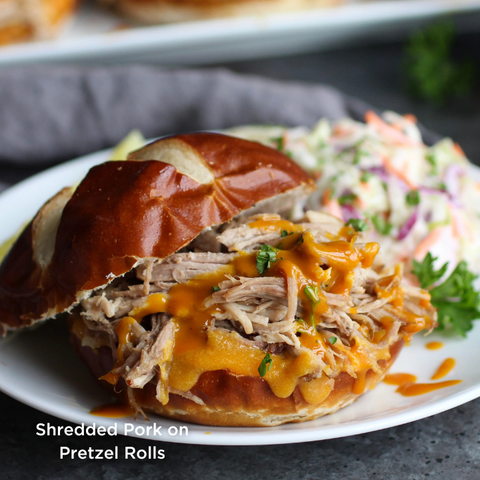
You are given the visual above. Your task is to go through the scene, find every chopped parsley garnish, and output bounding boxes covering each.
[371,214,393,236]
[426,153,438,175]
[304,285,321,327]
[272,136,284,151]
[281,230,293,237]
[360,171,374,183]
[406,190,420,206]
[258,353,273,377]
[340,137,367,165]
[346,218,369,232]
[328,336,337,345]
[412,252,480,336]
[353,149,368,165]
[212,286,220,292]
[338,193,356,206]
[304,285,320,304]
[256,244,278,275]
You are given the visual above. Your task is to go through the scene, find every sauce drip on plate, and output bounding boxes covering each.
[384,373,417,386]
[90,403,135,418]
[396,380,462,397]
[431,358,455,380]
[385,357,461,397]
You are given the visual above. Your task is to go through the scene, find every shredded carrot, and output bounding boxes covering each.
[326,200,343,220]
[322,189,333,206]
[360,181,371,192]
[365,111,417,146]
[447,204,460,239]
[356,196,367,208]
[333,125,349,137]
[322,189,343,220]
[382,155,417,189]
[454,142,466,157]
[403,114,417,123]
[414,228,444,260]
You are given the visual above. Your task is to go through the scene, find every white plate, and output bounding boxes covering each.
[1,0,480,67]
[0,149,480,446]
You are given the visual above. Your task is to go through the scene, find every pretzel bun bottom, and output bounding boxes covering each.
[71,329,403,427]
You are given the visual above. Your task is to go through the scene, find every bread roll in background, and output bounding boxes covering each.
[98,0,343,24]
[0,0,76,45]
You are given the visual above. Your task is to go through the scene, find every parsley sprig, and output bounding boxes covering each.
[256,244,278,275]
[404,21,475,106]
[412,252,480,336]
[412,252,448,288]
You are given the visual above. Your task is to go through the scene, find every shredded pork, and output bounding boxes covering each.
[78,211,435,409]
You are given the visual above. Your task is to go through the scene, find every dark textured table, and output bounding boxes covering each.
[2,32,480,480]
[2,389,480,480]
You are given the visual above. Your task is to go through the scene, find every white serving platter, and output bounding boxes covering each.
[0,1,480,67]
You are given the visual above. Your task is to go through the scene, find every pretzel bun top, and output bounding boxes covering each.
[0,133,314,335]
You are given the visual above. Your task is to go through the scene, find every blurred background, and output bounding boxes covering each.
[2,0,480,163]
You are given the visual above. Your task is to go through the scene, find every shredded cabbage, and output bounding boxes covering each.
[228,111,480,276]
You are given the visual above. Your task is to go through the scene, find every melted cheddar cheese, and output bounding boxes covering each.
[102,216,434,403]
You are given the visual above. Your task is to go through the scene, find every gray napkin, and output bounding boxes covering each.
[0,66,439,192]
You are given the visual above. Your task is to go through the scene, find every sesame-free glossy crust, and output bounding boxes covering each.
[0,133,314,334]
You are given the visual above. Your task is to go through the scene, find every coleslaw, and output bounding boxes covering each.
[228,111,480,279]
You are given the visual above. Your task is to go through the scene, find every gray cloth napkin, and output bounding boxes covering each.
[0,66,439,192]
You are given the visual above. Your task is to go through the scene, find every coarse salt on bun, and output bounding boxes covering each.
[98,0,342,24]
[0,132,436,427]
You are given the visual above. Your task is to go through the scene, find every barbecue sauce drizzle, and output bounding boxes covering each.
[98,217,434,403]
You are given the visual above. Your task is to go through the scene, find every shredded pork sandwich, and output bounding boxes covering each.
[74,210,437,417]
[0,133,438,426]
